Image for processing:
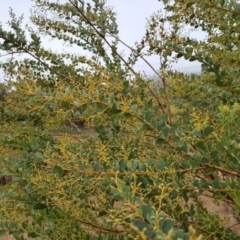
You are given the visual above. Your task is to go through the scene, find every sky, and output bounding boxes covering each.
[0,0,205,77]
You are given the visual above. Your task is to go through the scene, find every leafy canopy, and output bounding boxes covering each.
[0,0,240,239]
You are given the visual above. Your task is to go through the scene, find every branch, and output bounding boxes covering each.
[68,0,168,121]
[0,36,74,82]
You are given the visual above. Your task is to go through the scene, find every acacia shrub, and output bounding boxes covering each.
[0,0,240,239]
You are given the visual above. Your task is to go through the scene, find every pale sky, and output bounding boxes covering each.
[0,0,204,76]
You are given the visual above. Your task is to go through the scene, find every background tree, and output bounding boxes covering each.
[0,0,240,239]
[0,82,10,102]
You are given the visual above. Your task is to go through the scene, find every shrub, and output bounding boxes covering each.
[0,0,240,239]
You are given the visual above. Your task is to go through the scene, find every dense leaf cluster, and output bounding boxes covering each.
[0,0,240,239]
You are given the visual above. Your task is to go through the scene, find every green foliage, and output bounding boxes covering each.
[0,0,240,239]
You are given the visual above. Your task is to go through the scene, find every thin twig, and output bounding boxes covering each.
[69,0,167,119]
